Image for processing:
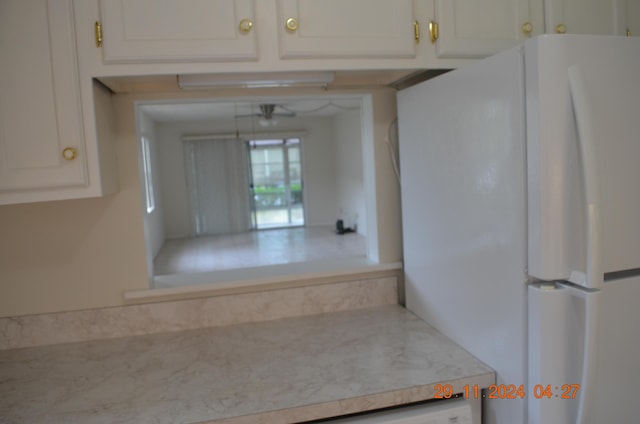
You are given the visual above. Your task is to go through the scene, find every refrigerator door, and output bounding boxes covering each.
[591,274,640,423]
[526,35,640,288]
[529,276,640,424]
[568,59,640,286]
[528,283,600,424]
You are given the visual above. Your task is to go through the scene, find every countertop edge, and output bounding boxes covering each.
[209,373,496,424]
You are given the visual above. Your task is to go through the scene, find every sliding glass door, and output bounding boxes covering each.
[248,138,304,229]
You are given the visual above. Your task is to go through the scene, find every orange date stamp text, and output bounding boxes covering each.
[433,383,581,400]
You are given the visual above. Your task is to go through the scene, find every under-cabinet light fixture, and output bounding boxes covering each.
[177,71,335,90]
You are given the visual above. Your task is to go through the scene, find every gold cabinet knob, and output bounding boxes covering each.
[556,24,567,34]
[239,18,253,34]
[285,17,299,33]
[62,147,77,161]
[522,22,533,35]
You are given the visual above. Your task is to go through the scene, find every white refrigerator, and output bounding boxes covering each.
[397,35,640,424]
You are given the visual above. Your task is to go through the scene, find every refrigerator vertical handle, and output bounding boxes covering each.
[567,66,603,290]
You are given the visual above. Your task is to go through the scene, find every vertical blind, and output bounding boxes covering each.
[184,138,250,236]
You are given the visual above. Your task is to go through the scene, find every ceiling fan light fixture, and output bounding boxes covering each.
[178,71,335,90]
[258,118,279,127]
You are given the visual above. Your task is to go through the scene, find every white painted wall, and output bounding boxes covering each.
[136,111,165,279]
[333,109,366,236]
[156,116,338,239]
[156,121,190,238]
[299,117,338,228]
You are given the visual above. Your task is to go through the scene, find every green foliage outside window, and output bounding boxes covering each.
[253,184,302,207]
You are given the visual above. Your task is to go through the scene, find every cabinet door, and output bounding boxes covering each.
[619,0,640,36]
[433,0,540,58]
[277,0,417,59]
[99,0,257,63]
[0,0,86,192]
[544,0,618,35]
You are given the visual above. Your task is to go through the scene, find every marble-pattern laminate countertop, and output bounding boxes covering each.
[0,305,494,424]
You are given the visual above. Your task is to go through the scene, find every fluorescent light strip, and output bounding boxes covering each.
[177,71,335,90]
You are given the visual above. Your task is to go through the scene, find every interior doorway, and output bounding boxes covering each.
[248,138,304,229]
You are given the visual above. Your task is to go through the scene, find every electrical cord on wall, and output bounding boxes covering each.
[386,117,401,185]
[281,101,401,185]
[279,101,360,115]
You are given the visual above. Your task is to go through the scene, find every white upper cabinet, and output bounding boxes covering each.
[276,0,418,59]
[544,0,640,36]
[0,0,117,205]
[77,0,454,75]
[544,0,618,35]
[428,0,639,59]
[0,0,86,194]
[432,0,543,58]
[615,0,640,36]
[98,0,257,63]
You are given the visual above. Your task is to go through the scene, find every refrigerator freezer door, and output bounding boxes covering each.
[526,35,640,287]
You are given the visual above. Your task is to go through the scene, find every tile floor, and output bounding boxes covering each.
[153,226,367,276]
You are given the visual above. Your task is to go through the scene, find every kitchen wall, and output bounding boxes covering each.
[362,90,402,263]
[0,87,400,318]
[0,93,150,318]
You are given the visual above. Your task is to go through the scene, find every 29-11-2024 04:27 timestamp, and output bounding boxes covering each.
[434,384,581,400]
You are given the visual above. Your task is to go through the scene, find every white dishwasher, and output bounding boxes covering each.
[322,398,473,423]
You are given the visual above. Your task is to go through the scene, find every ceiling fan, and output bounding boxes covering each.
[237,104,296,126]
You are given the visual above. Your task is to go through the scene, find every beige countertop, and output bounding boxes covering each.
[0,305,494,423]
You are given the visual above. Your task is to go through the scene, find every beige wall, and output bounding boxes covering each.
[0,87,402,318]
[0,94,149,318]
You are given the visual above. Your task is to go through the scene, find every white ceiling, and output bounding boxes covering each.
[140,98,362,122]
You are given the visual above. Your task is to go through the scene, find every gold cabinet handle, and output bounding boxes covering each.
[556,24,567,34]
[522,22,533,35]
[239,18,253,34]
[414,20,420,43]
[62,147,77,161]
[428,20,439,43]
[95,21,102,48]
[285,17,298,33]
